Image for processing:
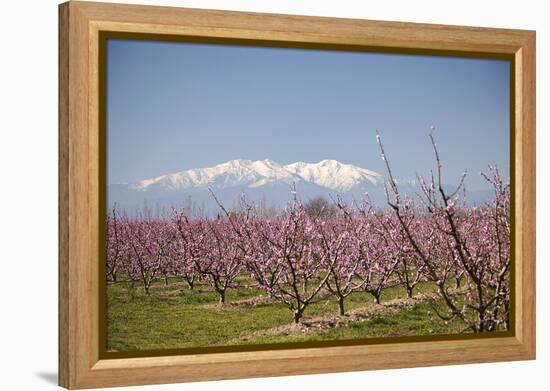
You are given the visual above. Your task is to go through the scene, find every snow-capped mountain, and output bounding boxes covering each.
[109,159,383,215]
[285,159,381,191]
[108,158,494,216]
[127,159,382,193]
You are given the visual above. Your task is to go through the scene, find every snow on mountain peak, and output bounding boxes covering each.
[285,160,381,191]
[129,159,381,192]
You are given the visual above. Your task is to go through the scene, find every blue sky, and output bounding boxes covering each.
[107,39,510,191]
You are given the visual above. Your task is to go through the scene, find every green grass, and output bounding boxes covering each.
[106,278,466,352]
[236,300,464,345]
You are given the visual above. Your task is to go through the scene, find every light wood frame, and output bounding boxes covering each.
[59,1,536,389]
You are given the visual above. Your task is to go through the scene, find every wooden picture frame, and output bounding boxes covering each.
[59,1,536,389]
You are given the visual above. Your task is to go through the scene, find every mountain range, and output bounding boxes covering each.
[128,159,381,192]
[108,159,491,216]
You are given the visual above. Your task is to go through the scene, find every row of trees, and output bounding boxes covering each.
[106,133,510,332]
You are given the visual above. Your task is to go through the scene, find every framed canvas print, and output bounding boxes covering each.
[58,1,536,389]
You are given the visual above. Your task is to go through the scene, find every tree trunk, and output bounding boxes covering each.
[164,276,169,286]
[143,275,152,295]
[373,292,381,305]
[293,309,303,323]
[406,286,414,299]
[338,296,345,316]
[477,311,485,332]
[455,277,461,289]
[218,290,226,305]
